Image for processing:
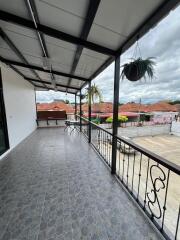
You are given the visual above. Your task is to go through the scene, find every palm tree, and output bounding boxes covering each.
[86,83,102,104]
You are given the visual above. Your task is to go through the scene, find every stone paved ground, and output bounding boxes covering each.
[0,128,161,240]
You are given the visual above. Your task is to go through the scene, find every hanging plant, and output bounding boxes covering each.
[121,57,156,82]
[121,40,156,82]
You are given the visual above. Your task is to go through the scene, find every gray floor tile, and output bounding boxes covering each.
[0,128,160,240]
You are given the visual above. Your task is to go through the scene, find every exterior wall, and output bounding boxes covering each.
[117,124,171,138]
[0,64,36,159]
[171,121,180,136]
[152,111,178,123]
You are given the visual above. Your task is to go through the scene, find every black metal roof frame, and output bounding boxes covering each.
[66,0,101,91]
[0,57,89,82]
[0,0,179,94]
[25,0,57,89]
[80,0,180,91]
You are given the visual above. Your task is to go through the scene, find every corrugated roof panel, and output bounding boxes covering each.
[0,0,29,19]
[69,78,85,89]
[0,0,178,95]
[45,35,76,73]
[0,42,21,62]
[55,77,69,86]
[0,20,37,40]
[74,48,109,78]
[2,27,42,58]
[88,0,163,50]
[35,0,88,37]
[13,66,37,78]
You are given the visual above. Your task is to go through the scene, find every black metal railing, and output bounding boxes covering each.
[115,136,180,240]
[90,120,113,167]
[76,115,89,138]
[78,116,180,240]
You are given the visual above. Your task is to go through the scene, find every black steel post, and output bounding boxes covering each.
[34,88,38,123]
[111,56,121,174]
[75,93,77,120]
[80,89,82,132]
[88,81,91,143]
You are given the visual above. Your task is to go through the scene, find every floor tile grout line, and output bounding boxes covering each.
[35,156,52,240]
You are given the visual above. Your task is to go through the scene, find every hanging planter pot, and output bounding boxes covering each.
[121,58,155,82]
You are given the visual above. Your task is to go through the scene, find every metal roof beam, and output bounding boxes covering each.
[116,0,180,56]
[0,28,47,88]
[0,10,116,56]
[67,0,101,90]
[25,0,57,89]
[34,85,75,94]
[25,77,80,90]
[78,0,180,94]
[9,65,35,86]
[0,57,89,82]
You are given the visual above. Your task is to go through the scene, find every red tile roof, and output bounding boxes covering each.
[175,104,180,113]
[148,102,177,112]
[119,101,177,112]
[119,103,148,112]
[37,102,74,113]
[81,102,113,113]
[37,101,177,115]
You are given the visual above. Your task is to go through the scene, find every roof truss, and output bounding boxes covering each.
[25,0,57,89]
[0,57,89,82]
[78,0,180,93]
[25,77,80,90]
[0,0,179,95]
[0,10,116,56]
[67,0,101,89]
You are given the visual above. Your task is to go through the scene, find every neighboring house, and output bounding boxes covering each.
[37,101,178,122]
[81,102,113,113]
[37,102,74,114]
[119,103,148,113]
[148,101,177,112]
[175,104,180,114]
[119,101,177,113]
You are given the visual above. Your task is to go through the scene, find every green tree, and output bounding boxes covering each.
[86,83,102,104]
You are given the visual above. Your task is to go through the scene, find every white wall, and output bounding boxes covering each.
[0,64,37,158]
[171,121,180,136]
[117,124,171,138]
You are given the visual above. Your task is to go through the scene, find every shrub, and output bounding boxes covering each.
[118,115,128,122]
[106,117,113,123]
[106,116,128,123]
[92,118,100,125]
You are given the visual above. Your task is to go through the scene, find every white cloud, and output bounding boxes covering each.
[36,90,75,103]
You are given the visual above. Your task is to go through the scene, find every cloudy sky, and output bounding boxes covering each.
[36,5,180,104]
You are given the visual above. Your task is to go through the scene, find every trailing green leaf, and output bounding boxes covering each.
[121,57,156,81]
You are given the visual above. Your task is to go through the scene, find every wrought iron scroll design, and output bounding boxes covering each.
[147,164,166,219]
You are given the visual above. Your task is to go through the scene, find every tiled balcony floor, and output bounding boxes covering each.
[0,128,161,240]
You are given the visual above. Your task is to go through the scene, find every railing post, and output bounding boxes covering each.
[75,93,77,120]
[88,81,91,143]
[111,55,120,174]
[80,89,82,132]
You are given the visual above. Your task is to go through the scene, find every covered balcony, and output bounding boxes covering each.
[0,1,179,240]
[0,127,162,240]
